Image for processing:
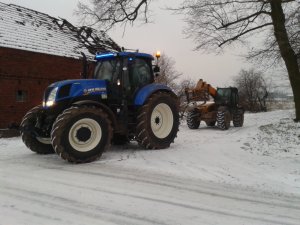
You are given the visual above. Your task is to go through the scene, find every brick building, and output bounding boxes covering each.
[0,2,120,128]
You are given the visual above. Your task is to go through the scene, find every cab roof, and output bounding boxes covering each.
[95,52,154,61]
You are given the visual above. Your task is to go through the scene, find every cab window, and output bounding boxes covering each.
[130,58,152,88]
[94,59,120,82]
[217,89,231,98]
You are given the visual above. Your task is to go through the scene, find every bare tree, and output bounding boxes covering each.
[153,53,193,118]
[175,78,197,118]
[179,0,300,120]
[76,0,300,121]
[234,69,269,112]
[246,2,300,67]
[76,0,151,31]
[154,54,182,91]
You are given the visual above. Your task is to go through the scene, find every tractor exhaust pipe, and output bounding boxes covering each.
[81,52,88,79]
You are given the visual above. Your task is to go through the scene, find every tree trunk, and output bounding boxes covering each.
[270,0,300,122]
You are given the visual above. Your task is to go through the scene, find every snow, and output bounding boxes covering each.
[0,3,119,59]
[0,109,300,225]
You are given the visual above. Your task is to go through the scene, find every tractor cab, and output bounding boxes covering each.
[94,52,158,102]
[215,87,239,107]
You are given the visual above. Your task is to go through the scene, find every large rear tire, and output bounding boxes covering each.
[233,109,244,127]
[217,110,231,130]
[136,92,179,149]
[51,106,112,163]
[187,109,200,129]
[20,105,54,154]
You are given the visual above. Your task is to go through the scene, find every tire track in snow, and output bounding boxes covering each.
[1,185,298,225]
[61,164,300,209]
[1,163,300,225]
[0,187,169,225]
[3,160,300,209]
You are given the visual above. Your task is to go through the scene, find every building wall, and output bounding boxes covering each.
[0,47,88,128]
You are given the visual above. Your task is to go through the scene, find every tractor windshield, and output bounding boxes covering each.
[94,59,120,82]
[215,88,232,104]
[217,88,231,98]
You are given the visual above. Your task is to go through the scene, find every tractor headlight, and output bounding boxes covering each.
[44,87,58,107]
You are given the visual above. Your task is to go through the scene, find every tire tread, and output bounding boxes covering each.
[187,110,200,129]
[51,105,112,163]
[20,105,54,154]
[135,92,179,149]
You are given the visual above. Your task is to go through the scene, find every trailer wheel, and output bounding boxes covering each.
[217,110,231,130]
[187,110,200,129]
[20,105,54,154]
[51,106,112,163]
[136,92,179,149]
[233,109,244,127]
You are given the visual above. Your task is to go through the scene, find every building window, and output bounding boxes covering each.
[16,90,28,102]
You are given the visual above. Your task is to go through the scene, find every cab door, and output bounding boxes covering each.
[94,58,122,104]
[122,57,154,104]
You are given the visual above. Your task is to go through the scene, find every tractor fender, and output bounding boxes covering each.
[72,100,117,128]
[134,84,176,106]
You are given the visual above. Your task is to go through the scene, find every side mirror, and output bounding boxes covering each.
[153,66,160,73]
[153,66,160,77]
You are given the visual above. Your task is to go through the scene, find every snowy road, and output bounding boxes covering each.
[1,158,300,225]
[0,110,300,224]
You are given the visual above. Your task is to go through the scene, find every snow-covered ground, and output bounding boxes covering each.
[0,110,299,225]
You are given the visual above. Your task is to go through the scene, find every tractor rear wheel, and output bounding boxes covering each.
[217,110,231,130]
[233,109,244,127]
[51,106,112,163]
[187,110,200,129]
[136,92,179,149]
[20,105,54,154]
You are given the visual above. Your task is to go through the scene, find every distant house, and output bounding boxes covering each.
[0,2,120,128]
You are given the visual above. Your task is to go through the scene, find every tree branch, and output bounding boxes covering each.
[219,23,273,47]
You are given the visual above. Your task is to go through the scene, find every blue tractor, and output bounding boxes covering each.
[20,51,179,163]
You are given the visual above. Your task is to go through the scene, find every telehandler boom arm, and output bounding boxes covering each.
[185,79,217,102]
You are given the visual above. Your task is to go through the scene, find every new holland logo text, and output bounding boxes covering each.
[83,87,106,95]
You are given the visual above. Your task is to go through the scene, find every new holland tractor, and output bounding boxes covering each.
[185,79,244,130]
[20,51,179,163]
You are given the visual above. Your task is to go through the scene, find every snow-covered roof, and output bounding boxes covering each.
[0,2,120,59]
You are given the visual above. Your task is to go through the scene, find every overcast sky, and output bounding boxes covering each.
[1,0,277,87]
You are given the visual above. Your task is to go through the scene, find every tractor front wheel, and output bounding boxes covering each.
[51,106,112,163]
[217,110,231,130]
[20,105,54,154]
[136,92,179,149]
[187,109,200,129]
